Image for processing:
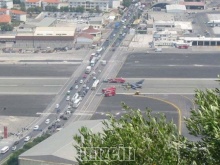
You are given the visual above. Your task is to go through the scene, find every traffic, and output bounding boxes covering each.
[0,2,142,162]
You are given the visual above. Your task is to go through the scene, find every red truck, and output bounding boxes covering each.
[102,86,116,94]
[108,78,125,83]
[105,90,116,97]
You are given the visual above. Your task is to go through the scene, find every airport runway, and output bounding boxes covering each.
[117,53,220,78]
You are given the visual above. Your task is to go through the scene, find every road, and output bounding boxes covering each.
[0,3,140,163]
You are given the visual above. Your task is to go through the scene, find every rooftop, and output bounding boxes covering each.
[19,120,105,164]
[179,37,220,41]
[69,0,108,2]
[34,27,76,36]
[166,4,186,11]
[207,14,220,22]
[42,0,59,3]
[149,12,175,21]
[82,26,100,33]
[0,14,11,23]
[0,8,26,15]
[26,0,40,3]
[77,32,94,39]
[179,1,205,6]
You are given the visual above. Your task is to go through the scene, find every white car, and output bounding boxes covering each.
[56,104,59,109]
[98,70,101,73]
[33,125,39,130]
[24,136,31,142]
[83,84,86,88]
[75,85,79,89]
[79,80,83,84]
[93,77,97,80]
[11,146,16,151]
[56,118,61,122]
[66,95,70,101]
[45,119,50,124]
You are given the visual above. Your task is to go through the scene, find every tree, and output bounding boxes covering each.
[74,103,188,165]
[0,23,13,31]
[122,0,132,7]
[184,87,220,164]
[75,6,84,13]
[13,0,20,4]
[60,6,69,12]
[20,2,26,11]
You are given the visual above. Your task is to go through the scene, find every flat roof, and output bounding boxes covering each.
[166,4,186,11]
[37,17,56,27]
[19,120,105,164]
[207,14,220,22]
[175,21,192,30]
[179,1,205,6]
[179,37,220,41]
[149,12,175,21]
[34,27,76,36]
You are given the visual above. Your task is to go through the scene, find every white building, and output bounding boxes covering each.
[25,0,41,9]
[0,8,26,22]
[153,30,178,46]
[42,0,61,10]
[166,4,186,13]
[69,0,109,11]
[0,0,13,9]
[153,21,192,34]
[109,0,120,9]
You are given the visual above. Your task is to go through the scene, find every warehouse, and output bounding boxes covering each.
[19,120,104,165]
[166,4,186,13]
[15,27,76,49]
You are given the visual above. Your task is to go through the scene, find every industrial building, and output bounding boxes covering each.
[15,27,76,48]
[19,120,104,165]
[166,4,186,13]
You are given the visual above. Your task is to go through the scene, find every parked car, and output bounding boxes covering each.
[11,146,16,151]
[33,125,39,130]
[24,136,31,142]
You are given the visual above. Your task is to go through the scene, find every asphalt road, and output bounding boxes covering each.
[0,64,79,77]
[117,53,220,78]
[0,95,54,117]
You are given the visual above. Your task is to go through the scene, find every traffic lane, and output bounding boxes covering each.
[0,95,54,117]
[0,64,79,77]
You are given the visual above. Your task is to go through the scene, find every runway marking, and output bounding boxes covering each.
[123,78,218,81]
[116,92,195,95]
[132,95,182,134]
[43,85,63,87]
[0,77,69,79]
[0,85,18,87]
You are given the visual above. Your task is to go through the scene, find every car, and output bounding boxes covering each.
[93,77,97,80]
[83,84,86,88]
[48,125,52,130]
[75,80,78,83]
[98,70,101,73]
[92,71,96,75]
[103,79,109,83]
[14,141,19,145]
[24,136,31,142]
[67,90,71,95]
[80,80,83,84]
[56,103,59,109]
[70,86,73,90]
[56,118,61,122]
[83,74,87,78]
[33,125,39,130]
[11,146,16,151]
[66,95,70,101]
[86,86,90,90]
[75,85,79,89]
[45,119,50,124]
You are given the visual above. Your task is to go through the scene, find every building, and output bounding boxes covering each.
[69,0,109,11]
[179,36,220,46]
[0,8,26,22]
[153,30,178,46]
[42,0,61,10]
[153,21,192,34]
[19,120,105,165]
[179,1,205,9]
[76,32,94,48]
[25,0,41,9]
[0,0,13,9]
[166,4,186,13]
[109,0,120,8]
[15,27,76,48]
[89,16,104,29]
[82,25,101,38]
[206,14,220,27]
[0,14,11,23]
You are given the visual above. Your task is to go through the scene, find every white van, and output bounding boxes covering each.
[72,93,79,102]
[1,146,9,154]
[73,98,81,108]
[155,48,162,52]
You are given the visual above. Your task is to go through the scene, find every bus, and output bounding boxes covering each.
[73,98,81,108]
[1,146,9,154]
[91,80,100,90]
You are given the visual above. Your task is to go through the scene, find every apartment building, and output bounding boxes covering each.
[0,0,13,9]
[42,0,61,10]
[69,0,109,11]
[0,8,26,22]
[25,0,41,9]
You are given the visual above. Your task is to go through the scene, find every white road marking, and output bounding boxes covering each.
[124,78,218,81]
[117,93,195,95]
